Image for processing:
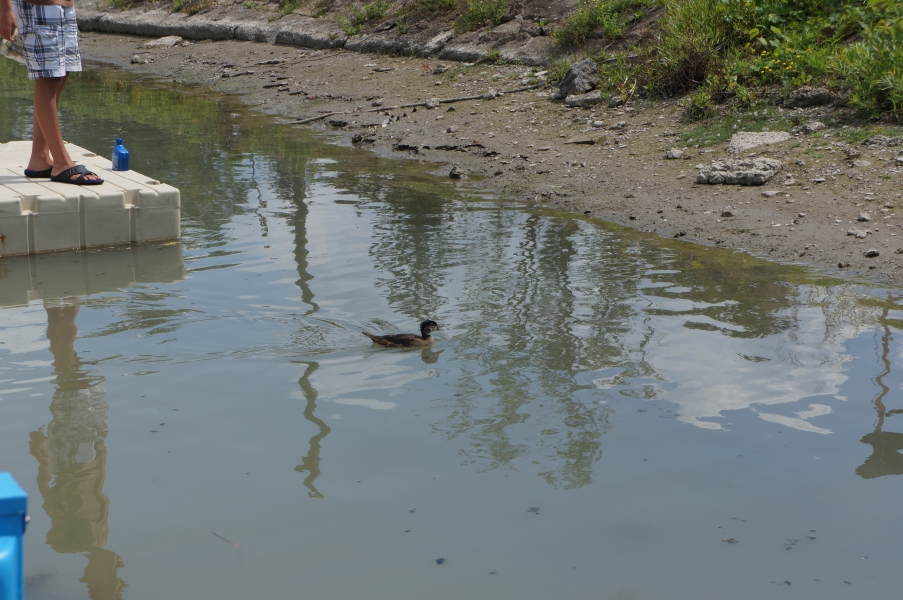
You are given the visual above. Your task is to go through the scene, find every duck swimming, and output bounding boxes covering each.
[362,320,441,348]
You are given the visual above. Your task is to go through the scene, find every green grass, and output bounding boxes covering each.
[584,0,903,121]
[678,104,792,146]
[338,0,389,36]
[838,125,903,145]
[312,0,335,17]
[555,0,660,48]
[455,0,507,34]
[417,0,459,12]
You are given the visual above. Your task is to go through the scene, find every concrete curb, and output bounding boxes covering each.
[75,5,557,65]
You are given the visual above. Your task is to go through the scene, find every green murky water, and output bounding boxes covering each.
[2,58,903,600]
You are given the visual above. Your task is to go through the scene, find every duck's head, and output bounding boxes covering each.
[420,320,441,335]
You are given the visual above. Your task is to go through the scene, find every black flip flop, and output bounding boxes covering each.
[50,165,104,186]
[24,167,52,178]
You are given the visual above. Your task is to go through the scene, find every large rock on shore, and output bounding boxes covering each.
[273,16,347,49]
[438,16,543,63]
[554,59,598,99]
[564,89,603,107]
[76,7,554,63]
[697,158,783,186]
[785,86,838,108]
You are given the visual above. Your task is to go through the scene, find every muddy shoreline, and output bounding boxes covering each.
[75,29,903,285]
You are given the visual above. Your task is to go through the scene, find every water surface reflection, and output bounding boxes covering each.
[31,303,126,600]
[2,57,903,600]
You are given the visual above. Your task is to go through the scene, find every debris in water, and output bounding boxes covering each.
[527,506,540,514]
[409,508,417,513]
[722,538,739,544]
[489,571,497,575]
[404,530,411,533]
[435,558,445,565]
[212,532,241,549]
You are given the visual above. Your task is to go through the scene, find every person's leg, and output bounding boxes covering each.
[32,75,100,181]
[27,74,66,172]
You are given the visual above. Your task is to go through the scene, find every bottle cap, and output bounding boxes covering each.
[116,138,123,145]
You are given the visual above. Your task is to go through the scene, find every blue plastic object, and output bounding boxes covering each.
[0,473,27,600]
[112,138,130,171]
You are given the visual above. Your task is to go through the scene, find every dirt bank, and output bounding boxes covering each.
[76,30,903,284]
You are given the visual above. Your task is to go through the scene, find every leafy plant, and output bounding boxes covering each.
[555,0,658,48]
[338,0,389,36]
[834,0,903,113]
[455,0,507,34]
[417,0,458,12]
[312,0,334,18]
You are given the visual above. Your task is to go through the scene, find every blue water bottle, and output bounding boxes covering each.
[112,138,129,171]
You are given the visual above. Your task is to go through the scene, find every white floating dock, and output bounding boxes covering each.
[0,141,180,257]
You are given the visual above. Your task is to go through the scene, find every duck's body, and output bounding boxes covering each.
[363,320,440,348]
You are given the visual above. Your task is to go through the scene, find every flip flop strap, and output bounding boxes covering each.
[56,165,90,180]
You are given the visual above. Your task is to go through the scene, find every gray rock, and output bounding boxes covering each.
[591,121,605,128]
[800,121,825,134]
[845,147,861,159]
[609,121,627,130]
[786,86,838,108]
[848,229,870,239]
[425,98,441,109]
[234,21,278,43]
[563,136,603,145]
[852,159,871,167]
[498,36,556,66]
[696,158,783,186]
[438,23,531,63]
[895,153,903,164]
[555,59,598,100]
[415,30,454,56]
[130,54,151,64]
[564,89,602,107]
[858,212,871,222]
[273,17,347,49]
[727,131,791,152]
[721,206,736,217]
[864,249,880,257]
[608,96,625,108]
[762,190,780,198]
[482,88,499,101]
[866,135,900,147]
[143,35,183,49]
[449,165,465,179]
[665,148,683,159]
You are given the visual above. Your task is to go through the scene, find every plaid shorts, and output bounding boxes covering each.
[12,0,82,80]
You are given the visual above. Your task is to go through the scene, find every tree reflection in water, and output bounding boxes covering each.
[29,302,126,600]
[857,295,903,479]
